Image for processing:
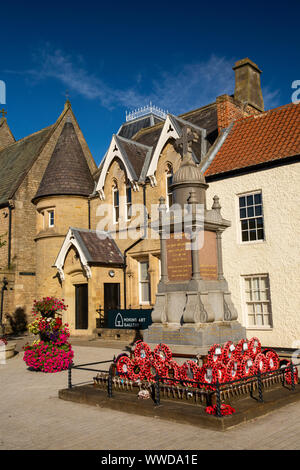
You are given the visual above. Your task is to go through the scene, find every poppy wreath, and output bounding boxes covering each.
[264,349,280,372]
[280,360,299,385]
[253,353,268,374]
[214,363,228,383]
[180,360,201,387]
[143,359,163,382]
[207,344,223,366]
[199,364,218,390]
[240,355,255,378]
[234,338,249,360]
[226,358,241,382]
[248,337,262,359]
[128,357,146,381]
[133,340,152,360]
[163,360,182,385]
[116,356,133,378]
[222,341,236,365]
[153,343,172,362]
[205,404,236,416]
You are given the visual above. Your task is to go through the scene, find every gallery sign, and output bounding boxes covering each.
[107,309,153,330]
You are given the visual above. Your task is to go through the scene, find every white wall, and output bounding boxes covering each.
[206,162,300,348]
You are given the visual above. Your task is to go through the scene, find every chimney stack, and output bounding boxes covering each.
[233,58,264,112]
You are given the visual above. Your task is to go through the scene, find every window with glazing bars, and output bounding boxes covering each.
[239,192,264,242]
[243,275,272,327]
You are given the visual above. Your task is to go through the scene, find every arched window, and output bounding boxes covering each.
[125,184,132,221]
[166,165,173,208]
[112,183,119,223]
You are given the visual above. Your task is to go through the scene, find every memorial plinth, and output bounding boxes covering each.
[144,127,245,354]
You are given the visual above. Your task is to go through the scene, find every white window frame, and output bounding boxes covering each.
[48,210,55,228]
[125,184,132,221]
[241,274,273,330]
[237,190,265,245]
[112,185,119,224]
[166,167,173,209]
[139,260,151,305]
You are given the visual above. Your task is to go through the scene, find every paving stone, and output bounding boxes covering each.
[0,345,299,450]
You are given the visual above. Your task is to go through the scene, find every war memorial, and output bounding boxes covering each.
[58,128,300,428]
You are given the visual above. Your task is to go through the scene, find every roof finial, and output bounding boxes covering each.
[0,108,7,119]
[64,90,71,109]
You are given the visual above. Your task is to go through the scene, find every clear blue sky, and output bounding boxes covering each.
[1,0,299,165]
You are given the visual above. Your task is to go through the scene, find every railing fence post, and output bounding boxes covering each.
[155,373,160,406]
[290,362,295,391]
[108,365,113,398]
[257,369,264,402]
[216,378,222,418]
[68,362,72,389]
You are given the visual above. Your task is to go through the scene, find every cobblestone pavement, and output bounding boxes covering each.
[0,344,299,450]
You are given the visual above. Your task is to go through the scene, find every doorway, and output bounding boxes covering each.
[104,283,120,326]
[75,283,88,329]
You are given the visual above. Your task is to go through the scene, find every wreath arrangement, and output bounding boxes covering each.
[222,341,236,365]
[163,360,182,385]
[253,353,268,374]
[226,358,241,381]
[264,349,280,371]
[234,339,249,360]
[205,404,236,416]
[153,343,172,362]
[180,360,201,387]
[240,355,254,378]
[207,344,223,366]
[128,357,146,381]
[116,356,133,378]
[133,340,152,360]
[248,337,261,359]
[280,360,299,385]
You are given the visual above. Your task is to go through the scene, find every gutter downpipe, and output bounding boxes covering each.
[8,204,13,268]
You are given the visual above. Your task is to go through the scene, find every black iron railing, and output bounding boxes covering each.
[66,360,299,418]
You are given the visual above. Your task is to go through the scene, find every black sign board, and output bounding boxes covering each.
[107,309,153,330]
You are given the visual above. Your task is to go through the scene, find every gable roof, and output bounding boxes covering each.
[74,228,124,265]
[0,117,15,150]
[204,103,300,178]
[0,125,53,207]
[118,114,164,140]
[34,121,95,201]
[54,227,124,280]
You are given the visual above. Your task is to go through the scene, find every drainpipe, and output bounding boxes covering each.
[8,204,13,268]
[0,277,8,329]
[88,198,91,230]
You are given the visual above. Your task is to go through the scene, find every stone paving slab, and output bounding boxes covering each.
[0,345,299,450]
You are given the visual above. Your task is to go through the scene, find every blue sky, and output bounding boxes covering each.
[1,1,299,165]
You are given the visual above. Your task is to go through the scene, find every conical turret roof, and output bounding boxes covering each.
[34,121,94,201]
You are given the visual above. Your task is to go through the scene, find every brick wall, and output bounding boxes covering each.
[216,94,261,131]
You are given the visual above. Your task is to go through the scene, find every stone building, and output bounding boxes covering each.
[0,101,97,325]
[0,57,299,348]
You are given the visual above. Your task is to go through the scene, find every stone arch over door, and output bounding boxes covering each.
[62,246,90,335]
